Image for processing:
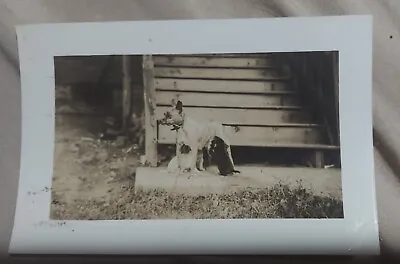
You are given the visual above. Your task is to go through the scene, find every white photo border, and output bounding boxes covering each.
[10,16,378,255]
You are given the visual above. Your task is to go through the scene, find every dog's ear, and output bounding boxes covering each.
[175,100,183,113]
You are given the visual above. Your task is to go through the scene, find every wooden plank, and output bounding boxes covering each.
[261,144,340,150]
[155,78,292,93]
[122,55,132,132]
[158,125,325,146]
[155,106,314,125]
[153,56,275,68]
[143,55,158,167]
[162,53,273,58]
[155,91,301,108]
[154,67,290,80]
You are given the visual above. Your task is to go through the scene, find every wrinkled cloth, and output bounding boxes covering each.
[0,0,400,256]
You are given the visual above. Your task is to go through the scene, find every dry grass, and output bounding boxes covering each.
[51,182,343,220]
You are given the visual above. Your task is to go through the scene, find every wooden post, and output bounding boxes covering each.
[122,55,132,132]
[142,55,158,167]
[314,150,325,169]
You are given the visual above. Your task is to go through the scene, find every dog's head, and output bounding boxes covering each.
[159,98,184,130]
[210,136,227,156]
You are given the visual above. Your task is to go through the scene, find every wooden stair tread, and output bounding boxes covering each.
[156,89,298,95]
[155,78,294,94]
[222,123,323,128]
[156,105,311,111]
[153,64,280,70]
[251,143,340,150]
[155,53,273,58]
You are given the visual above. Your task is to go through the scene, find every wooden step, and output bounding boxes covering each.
[155,91,301,108]
[154,67,290,81]
[155,78,293,93]
[168,53,274,58]
[153,55,275,68]
[238,143,340,150]
[155,106,315,125]
[157,124,326,146]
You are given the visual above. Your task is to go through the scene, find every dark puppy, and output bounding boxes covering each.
[210,136,240,176]
[180,144,191,154]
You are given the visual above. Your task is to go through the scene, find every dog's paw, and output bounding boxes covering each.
[188,168,200,178]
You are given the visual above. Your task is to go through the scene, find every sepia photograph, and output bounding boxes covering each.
[51,52,343,220]
[11,16,378,255]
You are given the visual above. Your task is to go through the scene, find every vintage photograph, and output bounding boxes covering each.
[51,52,343,220]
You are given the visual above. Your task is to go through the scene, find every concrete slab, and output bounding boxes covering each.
[135,165,342,199]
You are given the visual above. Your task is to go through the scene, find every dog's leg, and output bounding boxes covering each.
[205,141,212,168]
[188,143,200,178]
[197,149,205,171]
[175,141,185,176]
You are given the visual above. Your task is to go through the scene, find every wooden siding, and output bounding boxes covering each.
[149,53,332,150]
[153,56,276,68]
[155,91,301,108]
[158,124,325,146]
[155,78,292,93]
[155,106,314,125]
[154,67,290,80]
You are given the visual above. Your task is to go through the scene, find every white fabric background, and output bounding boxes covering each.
[0,0,399,257]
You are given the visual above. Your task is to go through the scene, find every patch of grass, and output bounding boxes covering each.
[51,182,343,220]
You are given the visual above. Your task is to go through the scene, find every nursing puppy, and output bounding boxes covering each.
[160,99,237,176]
[210,136,241,176]
[167,143,193,174]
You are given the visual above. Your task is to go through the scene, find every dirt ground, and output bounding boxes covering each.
[51,113,343,220]
[51,114,142,218]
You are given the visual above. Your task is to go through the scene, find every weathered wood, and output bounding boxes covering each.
[155,91,301,108]
[143,55,157,167]
[153,56,275,68]
[122,55,132,132]
[158,125,325,146]
[155,106,314,125]
[154,67,290,80]
[168,53,274,58]
[155,78,292,93]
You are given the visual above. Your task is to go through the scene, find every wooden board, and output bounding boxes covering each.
[155,106,314,125]
[153,56,275,68]
[154,67,290,80]
[158,125,325,146]
[155,78,292,93]
[143,55,158,166]
[160,53,274,58]
[155,91,301,108]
